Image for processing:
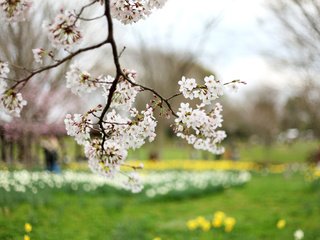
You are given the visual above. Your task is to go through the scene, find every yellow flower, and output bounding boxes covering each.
[212,217,223,228]
[24,223,32,233]
[224,217,236,232]
[212,211,225,228]
[277,219,286,229]
[24,235,30,240]
[186,219,198,231]
[153,237,161,240]
[214,211,226,219]
[195,216,207,225]
[200,220,211,232]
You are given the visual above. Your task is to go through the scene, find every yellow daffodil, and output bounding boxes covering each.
[212,217,223,228]
[24,223,32,233]
[200,220,211,232]
[277,219,286,229]
[212,211,226,228]
[195,216,206,225]
[186,219,198,230]
[24,235,30,240]
[224,217,236,232]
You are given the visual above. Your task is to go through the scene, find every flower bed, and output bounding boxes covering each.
[0,170,251,198]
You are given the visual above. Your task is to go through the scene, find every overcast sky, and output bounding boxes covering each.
[115,0,292,94]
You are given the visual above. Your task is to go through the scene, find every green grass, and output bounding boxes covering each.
[1,173,319,240]
[238,141,319,163]
[127,140,319,163]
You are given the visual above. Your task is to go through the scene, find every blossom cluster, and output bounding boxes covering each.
[66,64,106,95]
[1,91,27,117]
[110,0,167,24]
[64,65,156,192]
[46,9,82,49]
[77,104,156,192]
[174,98,226,154]
[0,60,9,94]
[32,48,46,64]
[64,113,93,145]
[178,75,223,105]
[103,69,140,109]
[0,61,27,117]
[0,0,32,22]
[174,76,244,155]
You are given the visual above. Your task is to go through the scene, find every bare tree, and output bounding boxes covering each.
[246,86,280,146]
[267,0,320,78]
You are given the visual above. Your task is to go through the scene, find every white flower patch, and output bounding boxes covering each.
[123,171,143,193]
[0,170,251,195]
[143,171,251,198]
[294,229,304,240]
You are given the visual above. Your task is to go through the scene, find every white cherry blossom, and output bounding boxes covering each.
[32,48,45,64]
[0,61,9,94]
[1,91,27,117]
[64,113,93,145]
[110,0,168,24]
[47,9,82,48]
[0,0,32,22]
[66,64,105,96]
[86,139,128,179]
[103,70,140,109]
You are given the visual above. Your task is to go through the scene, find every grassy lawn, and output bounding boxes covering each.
[126,140,319,163]
[1,172,319,240]
[238,141,319,163]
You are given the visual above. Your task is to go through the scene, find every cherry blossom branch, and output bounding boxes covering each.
[98,1,119,139]
[78,14,105,21]
[74,0,100,25]
[166,92,182,101]
[9,63,33,73]
[125,78,179,117]
[9,38,110,91]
